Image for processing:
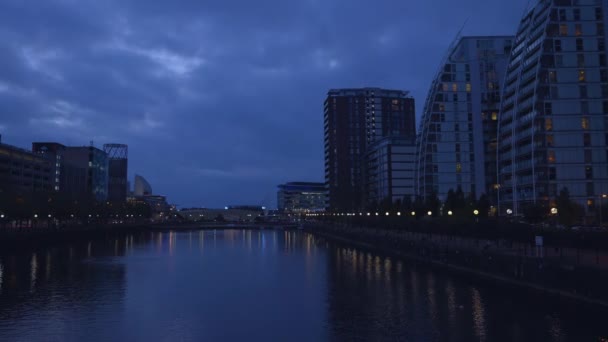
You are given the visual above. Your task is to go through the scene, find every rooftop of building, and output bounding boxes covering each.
[326,87,411,97]
[278,182,326,191]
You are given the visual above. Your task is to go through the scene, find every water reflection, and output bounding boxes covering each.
[0,230,606,342]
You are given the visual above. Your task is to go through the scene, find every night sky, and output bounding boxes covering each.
[0,0,528,208]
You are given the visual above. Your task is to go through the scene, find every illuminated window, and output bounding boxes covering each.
[491,112,498,121]
[575,24,582,36]
[560,24,568,36]
[547,135,554,147]
[391,99,399,105]
[452,83,458,92]
[545,118,553,131]
[443,83,449,91]
[466,83,471,92]
[456,163,462,173]
[582,117,589,129]
[548,150,556,163]
[579,70,586,82]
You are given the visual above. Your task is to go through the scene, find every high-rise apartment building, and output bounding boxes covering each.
[366,136,417,206]
[417,36,513,202]
[498,0,608,214]
[324,88,415,211]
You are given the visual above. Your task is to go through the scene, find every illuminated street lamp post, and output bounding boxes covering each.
[599,194,607,228]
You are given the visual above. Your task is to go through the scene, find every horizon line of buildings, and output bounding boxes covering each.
[324,0,608,217]
[0,136,171,217]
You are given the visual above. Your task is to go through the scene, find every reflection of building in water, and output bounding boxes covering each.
[0,238,129,326]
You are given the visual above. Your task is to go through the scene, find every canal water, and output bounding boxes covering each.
[0,229,606,341]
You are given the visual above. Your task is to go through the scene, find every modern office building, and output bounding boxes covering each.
[62,146,109,201]
[0,140,53,194]
[277,182,326,213]
[498,0,608,215]
[366,136,417,207]
[104,144,128,202]
[324,88,416,211]
[417,36,513,202]
[32,142,66,192]
[133,174,153,196]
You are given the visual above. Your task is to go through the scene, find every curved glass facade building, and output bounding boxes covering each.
[134,174,153,196]
[417,36,513,202]
[498,0,608,215]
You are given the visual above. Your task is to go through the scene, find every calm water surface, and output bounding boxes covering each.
[0,229,606,341]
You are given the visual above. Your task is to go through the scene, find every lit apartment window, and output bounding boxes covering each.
[456,163,462,173]
[466,83,471,92]
[575,24,582,36]
[548,150,556,163]
[560,24,568,36]
[582,117,590,129]
[491,112,498,121]
[579,70,586,82]
[547,135,554,147]
[452,83,458,92]
[443,83,449,91]
[545,118,553,131]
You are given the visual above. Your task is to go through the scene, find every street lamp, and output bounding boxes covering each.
[0,214,4,219]
[397,212,401,216]
[385,212,389,216]
[411,211,416,216]
[551,207,558,215]
[448,210,453,216]
[34,214,38,218]
[506,209,513,215]
[427,211,432,216]
[473,210,479,216]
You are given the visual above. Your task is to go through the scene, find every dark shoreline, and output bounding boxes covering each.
[306,224,608,309]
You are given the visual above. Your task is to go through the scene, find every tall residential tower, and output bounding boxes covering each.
[498,0,608,214]
[417,36,513,202]
[324,88,415,211]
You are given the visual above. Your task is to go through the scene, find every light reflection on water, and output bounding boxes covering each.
[0,229,605,342]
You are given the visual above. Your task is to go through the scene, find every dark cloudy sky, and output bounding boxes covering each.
[0,0,528,208]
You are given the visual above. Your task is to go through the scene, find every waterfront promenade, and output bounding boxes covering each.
[306,220,608,306]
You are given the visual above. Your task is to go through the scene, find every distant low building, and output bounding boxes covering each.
[104,144,128,202]
[62,146,109,201]
[277,182,325,213]
[180,207,265,222]
[133,174,152,196]
[32,142,67,192]
[0,141,53,194]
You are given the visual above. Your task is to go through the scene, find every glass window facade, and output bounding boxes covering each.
[498,0,608,215]
[417,36,513,202]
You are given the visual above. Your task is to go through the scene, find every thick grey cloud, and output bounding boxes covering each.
[0,0,528,208]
